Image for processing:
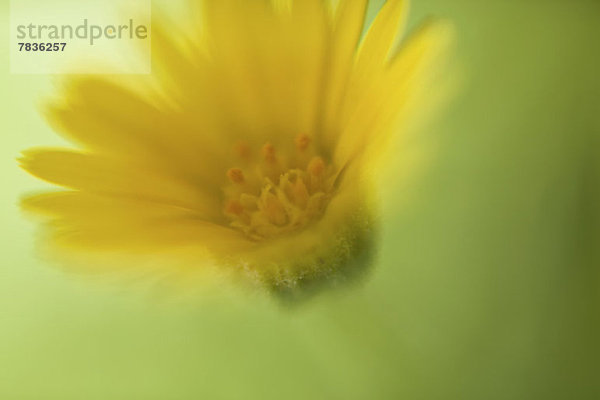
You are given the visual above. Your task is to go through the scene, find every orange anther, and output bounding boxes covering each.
[261,142,276,163]
[295,134,311,151]
[225,200,244,215]
[308,157,326,177]
[226,168,245,184]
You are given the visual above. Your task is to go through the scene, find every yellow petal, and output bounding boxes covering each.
[202,0,328,142]
[19,149,221,218]
[335,20,454,168]
[355,0,409,74]
[150,17,204,98]
[22,191,252,253]
[44,79,231,190]
[336,0,410,154]
[320,0,369,149]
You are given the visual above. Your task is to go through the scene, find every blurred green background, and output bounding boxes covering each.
[1,0,598,399]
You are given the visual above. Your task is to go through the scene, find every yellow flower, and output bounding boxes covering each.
[20,0,452,298]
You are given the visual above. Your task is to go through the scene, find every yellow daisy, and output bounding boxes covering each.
[20,0,452,298]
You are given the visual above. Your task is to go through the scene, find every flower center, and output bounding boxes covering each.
[223,134,334,240]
